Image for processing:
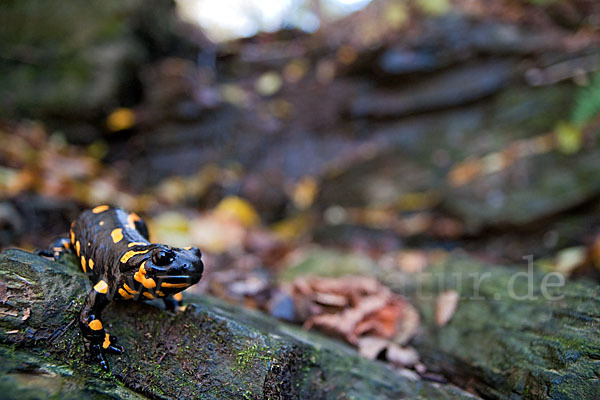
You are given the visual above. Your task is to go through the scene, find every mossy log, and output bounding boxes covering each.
[387,256,600,400]
[0,249,477,399]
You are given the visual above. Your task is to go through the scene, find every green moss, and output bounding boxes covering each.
[234,343,273,371]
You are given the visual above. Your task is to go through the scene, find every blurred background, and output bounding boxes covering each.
[1,0,600,368]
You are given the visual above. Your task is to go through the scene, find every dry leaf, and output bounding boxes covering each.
[386,344,419,368]
[394,301,420,345]
[304,290,390,344]
[436,290,459,327]
[22,308,31,321]
[357,336,389,360]
[355,298,406,339]
[295,275,420,347]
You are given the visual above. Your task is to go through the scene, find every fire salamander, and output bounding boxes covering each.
[37,205,204,370]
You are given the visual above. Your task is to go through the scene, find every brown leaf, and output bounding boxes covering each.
[355,298,406,339]
[386,344,419,368]
[394,301,420,345]
[304,290,390,344]
[436,290,459,327]
[357,336,389,360]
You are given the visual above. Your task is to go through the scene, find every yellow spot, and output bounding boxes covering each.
[106,108,136,132]
[99,221,105,226]
[161,282,189,289]
[118,288,133,299]
[81,256,86,272]
[94,280,108,294]
[120,249,148,264]
[123,283,139,294]
[89,319,103,331]
[183,246,192,250]
[143,292,155,299]
[128,242,147,247]
[92,205,110,214]
[156,290,165,297]
[127,213,141,229]
[111,228,123,243]
[102,333,111,349]
[173,293,183,302]
[75,241,81,256]
[89,259,94,270]
[70,230,75,244]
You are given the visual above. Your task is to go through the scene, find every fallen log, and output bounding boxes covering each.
[0,249,477,399]
[385,255,600,399]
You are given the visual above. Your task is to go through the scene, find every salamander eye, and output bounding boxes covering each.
[152,250,174,266]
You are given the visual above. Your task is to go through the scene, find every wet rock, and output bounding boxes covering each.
[349,59,517,119]
[0,0,201,120]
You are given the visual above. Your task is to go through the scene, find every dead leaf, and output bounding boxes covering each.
[394,301,420,345]
[304,289,390,344]
[436,290,459,327]
[357,336,389,360]
[313,292,348,307]
[355,298,406,339]
[295,275,420,347]
[397,251,429,274]
[22,308,31,321]
[386,344,419,368]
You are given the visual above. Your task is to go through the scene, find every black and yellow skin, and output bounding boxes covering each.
[38,205,204,370]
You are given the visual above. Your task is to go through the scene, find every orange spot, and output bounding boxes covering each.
[70,230,75,244]
[142,278,156,289]
[102,333,111,349]
[127,213,141,229]
[123,283,139,294]
[99,221,105,226]
[92,205,110,214]
[89,259,94,270]
[128,242,147,247]
[89,319,103,330]
[118,288,133,299]
[173,293,183,302]
[94,280,108,294]
[156,290,165,297]
[143,292,155,299]
[134,263,156,289]
[75,241,81,256]
[64,242,71,250]
[161,282,189,289]
[120,249,148,264]
[111,228,123,243]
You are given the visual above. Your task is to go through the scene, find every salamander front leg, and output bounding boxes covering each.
[79,283,123,371]
[162,292,184,311]
[35,237,72,260]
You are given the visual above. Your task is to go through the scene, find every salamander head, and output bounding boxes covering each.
[128,244,204,291]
